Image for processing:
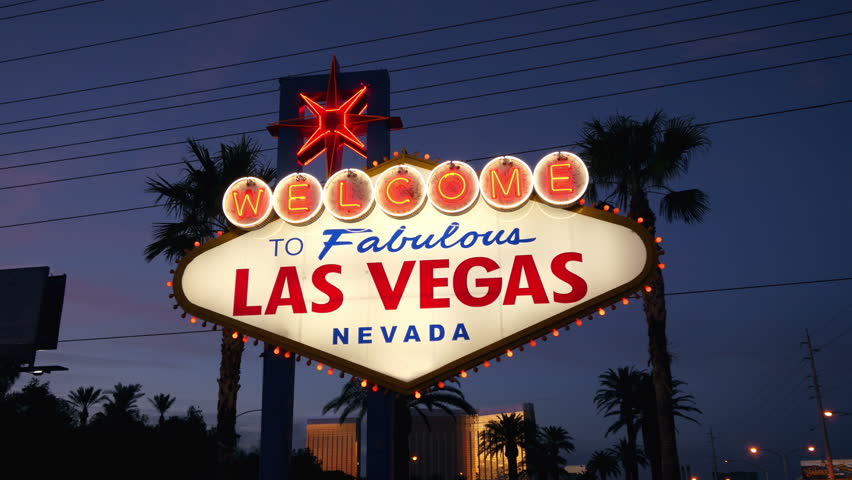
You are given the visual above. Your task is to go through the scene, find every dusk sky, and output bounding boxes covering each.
[2,0,851,477]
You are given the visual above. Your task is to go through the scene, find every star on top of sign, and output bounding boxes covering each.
[267,57,403,178]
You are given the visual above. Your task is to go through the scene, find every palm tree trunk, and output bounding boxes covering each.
[80,408,89,427]
[626,423,639,480]
[641,405,662,480]
[215,329,245,480]
[508,451,520,480]
[630,193,680,480]
[394,396,411,480]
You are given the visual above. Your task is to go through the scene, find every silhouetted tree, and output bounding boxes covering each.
[144,137,275,480]
[323,380,476,480]
[479,412,532,480]
[67,386,106,427]
[527,425,575,480]
[580,111,710,480]
[609,438,648,479]
[149,393,176,426]
[98,382,144,423]
[587,450,621,480]
[594,367,645,480]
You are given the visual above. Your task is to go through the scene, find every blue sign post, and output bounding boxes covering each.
[260,58,399,480]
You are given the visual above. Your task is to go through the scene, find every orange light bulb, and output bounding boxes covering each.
[506,349,514,357]
[190,317,198,324]
[360,379,368,388]
[637,217,644,224]
[552,329,560,337]
[622,298,629,305]
[438,381,445,388]
[530,339,537,347]
[273,347,281,355]
[598,308,606,316]
[655,236,663,243]
[576,319,583,326]
[644,285,653,293]
[483,361,491,368]
[372,385,379,392]
[414,391,422,399]
[658,263,666,270]
[166,281,173,287]
[231,331,239,340]
[194,241,201,247]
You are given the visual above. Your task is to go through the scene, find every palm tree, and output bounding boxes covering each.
[479,412,532,480]
[67,386,106,427]
[594,367,646,480]
[0,360,19,398]
[609,438,649,479]
[587,450,621,480]
[100,382,144,422]
[323,381,477,480]
[639,374,701,480]
[144,137,275,478]
[528,425,575,480]
[579,111,710,480]
[149,393,176,427]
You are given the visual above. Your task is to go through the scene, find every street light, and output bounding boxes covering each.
[748,446,791,480]
[808,446,817,452]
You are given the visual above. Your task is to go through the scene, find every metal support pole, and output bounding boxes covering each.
[260,347,295,479]
[805,330,836,480]
[367,390,396,480]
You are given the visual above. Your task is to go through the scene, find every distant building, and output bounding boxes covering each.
[717,471,760,480]
[801,459,852,480]
[307,403,537,480]
[306,417,360,478]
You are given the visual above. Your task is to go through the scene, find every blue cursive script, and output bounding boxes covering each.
[318,223,535,260]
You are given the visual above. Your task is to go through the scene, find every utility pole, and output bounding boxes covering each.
[804,329,836,480]
[709,430,720,480]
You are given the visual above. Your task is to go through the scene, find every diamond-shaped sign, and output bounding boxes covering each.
[173,154,657,393]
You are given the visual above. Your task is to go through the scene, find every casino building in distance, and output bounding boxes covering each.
[306,403,536,480]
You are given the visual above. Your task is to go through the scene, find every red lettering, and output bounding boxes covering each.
[311,264,343,313]
[233,268,262,316]
[420,259,450,309]
[368,261,415,310]
[265,266,307,314]
[551,252,588,303]
[503,255,548,305]
[453,257,502,307]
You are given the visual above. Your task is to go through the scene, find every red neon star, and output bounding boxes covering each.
[268,57,402,178]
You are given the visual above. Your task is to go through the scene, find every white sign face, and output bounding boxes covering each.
[174,157,656,393]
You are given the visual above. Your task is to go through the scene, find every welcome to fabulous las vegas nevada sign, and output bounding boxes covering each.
[171,149,659,394]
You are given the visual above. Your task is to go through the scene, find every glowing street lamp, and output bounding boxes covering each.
[411,455,419,462]
[808,446,817,452]
[749,447,759,454]
[824,411,834,418]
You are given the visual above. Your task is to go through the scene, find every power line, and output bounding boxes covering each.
[0,205,159,228]
[394,31,852,110]
[667,277,852,296]
[54,275,852,344]
[402,52,852,130]
[58,329,215,343]
[0,1,37,11]
[0,0,100,22]
[3,97,852,228]
[3,8,846,135]
[0,0,331,65]
[4,46,847,172]
[0,0,601,105]
[0,0,798,110]
[6,31,848,158]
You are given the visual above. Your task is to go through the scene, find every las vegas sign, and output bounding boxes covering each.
[172,151,658,394]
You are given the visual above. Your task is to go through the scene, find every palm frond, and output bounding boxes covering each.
[660,188,710,224]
